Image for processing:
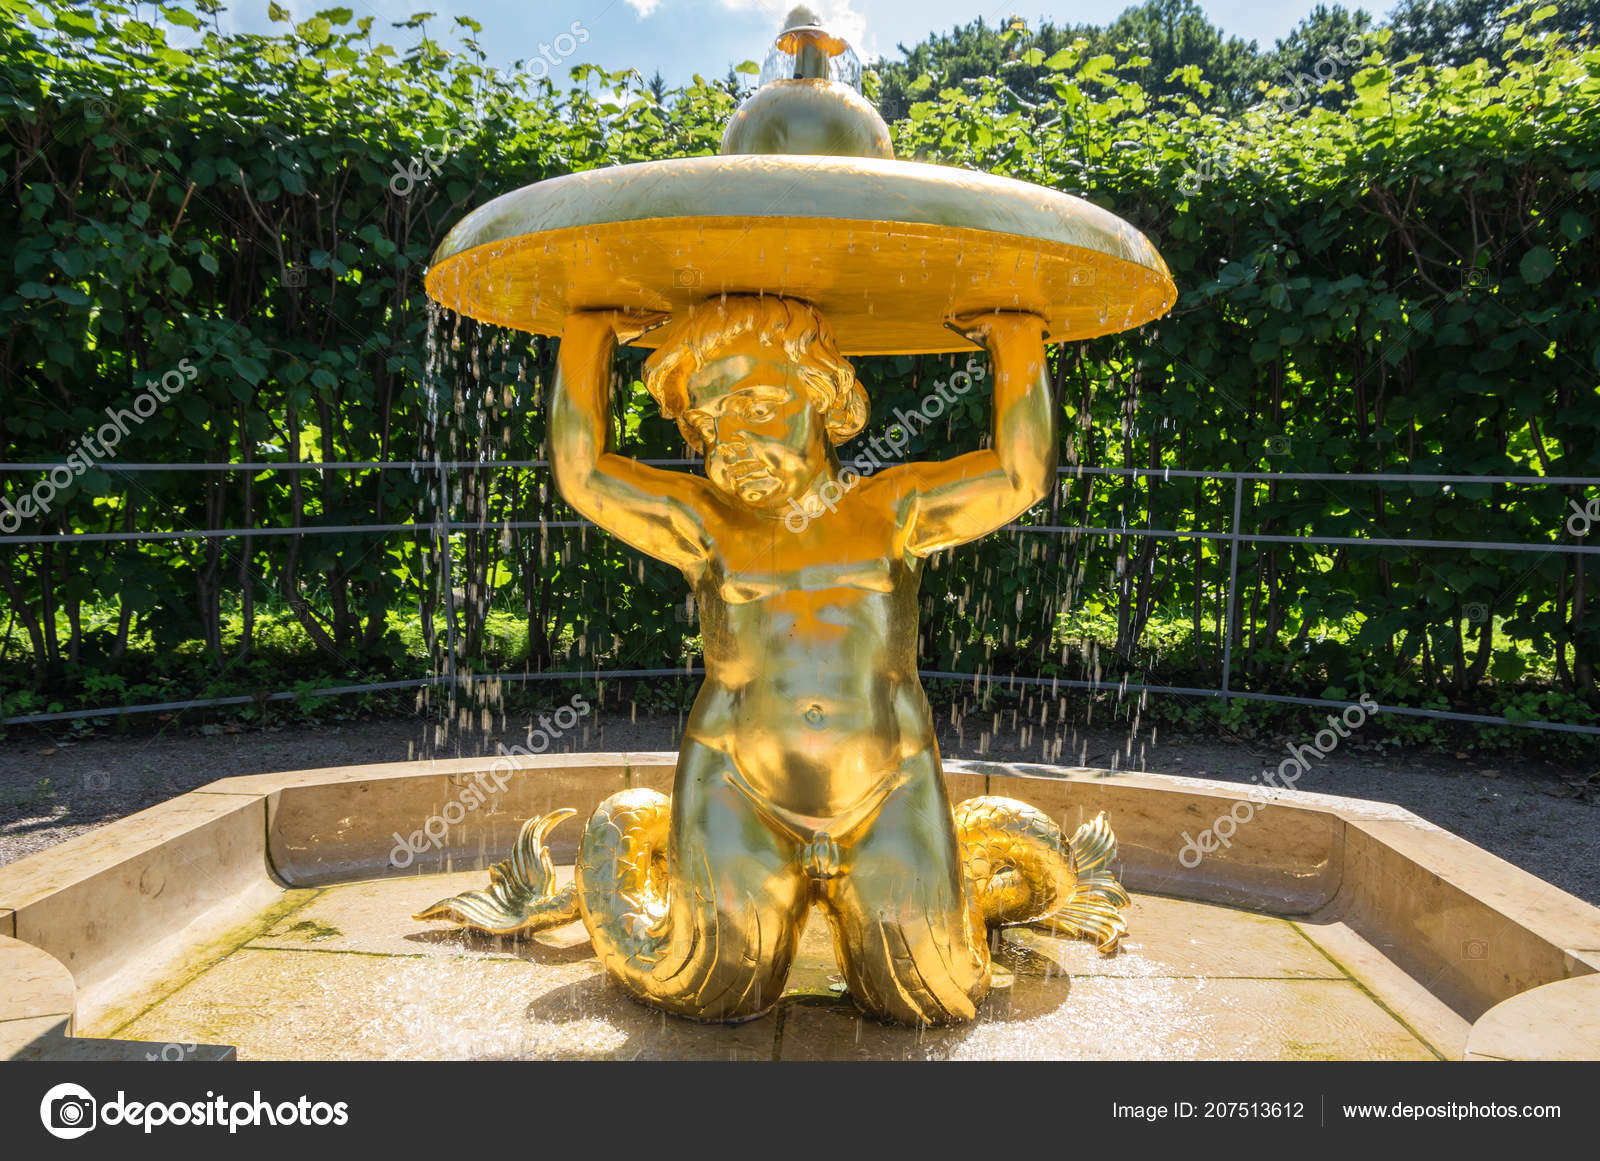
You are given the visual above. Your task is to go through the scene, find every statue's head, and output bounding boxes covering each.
[643,296,868,510]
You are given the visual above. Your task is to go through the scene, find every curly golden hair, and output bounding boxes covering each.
[642,296,868,452]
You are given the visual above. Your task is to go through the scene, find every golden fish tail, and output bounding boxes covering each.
[955,796,1129,953]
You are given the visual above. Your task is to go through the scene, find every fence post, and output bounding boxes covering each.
[1220,474,1244,696]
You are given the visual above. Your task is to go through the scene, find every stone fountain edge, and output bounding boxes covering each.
[0,754,1595,1060]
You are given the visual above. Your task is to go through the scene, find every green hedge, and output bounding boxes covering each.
[1,1,1597,748]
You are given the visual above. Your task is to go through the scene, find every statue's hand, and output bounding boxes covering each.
[943,310,1048,349]
[567,308,672,347]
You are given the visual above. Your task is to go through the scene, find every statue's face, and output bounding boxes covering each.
[681,333,829,510]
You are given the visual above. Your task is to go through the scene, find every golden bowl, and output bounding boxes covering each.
[424,153,1175,355]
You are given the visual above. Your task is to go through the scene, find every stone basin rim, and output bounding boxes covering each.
[2,754,1596,1061]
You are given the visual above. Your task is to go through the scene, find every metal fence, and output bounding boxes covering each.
[2,460,1597,736]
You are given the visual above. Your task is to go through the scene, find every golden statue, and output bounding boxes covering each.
[418,17,1174,1026]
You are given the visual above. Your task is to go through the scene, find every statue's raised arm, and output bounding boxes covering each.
[548,310,715,578]
[896,311,1057,557]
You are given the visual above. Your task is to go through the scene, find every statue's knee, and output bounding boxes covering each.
[830,907,988,1025]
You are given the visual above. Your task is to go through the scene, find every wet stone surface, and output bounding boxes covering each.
[105,871,1439,1061]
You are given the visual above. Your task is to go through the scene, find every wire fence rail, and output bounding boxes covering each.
[2,460,1597,735]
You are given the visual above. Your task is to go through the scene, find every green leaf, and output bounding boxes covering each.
[162,6,202,30]
[1491,654,1528,682]
[55,10,97,36]
[1559,212,1593,242]
[178,394,208,425]
[79,469,112,497]
[1518,246,1556,284]
[230,356,267,385]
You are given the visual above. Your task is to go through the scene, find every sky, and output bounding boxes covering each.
[204,0,1367,84]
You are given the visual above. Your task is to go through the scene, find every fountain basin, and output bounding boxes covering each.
[2,755,1596,1060]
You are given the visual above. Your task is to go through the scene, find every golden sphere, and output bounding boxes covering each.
[720,79,892,159]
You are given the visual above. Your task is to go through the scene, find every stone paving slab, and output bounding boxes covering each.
[247,868,588,961]
[102,871,1438,1061]
[115,946,776,1061]
[1007,894,1345,980]
[775,977,1434,1061]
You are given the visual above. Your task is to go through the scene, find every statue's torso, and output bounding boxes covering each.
[683,479,938,833]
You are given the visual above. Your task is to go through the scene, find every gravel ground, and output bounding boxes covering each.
[2,709,1596,904]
